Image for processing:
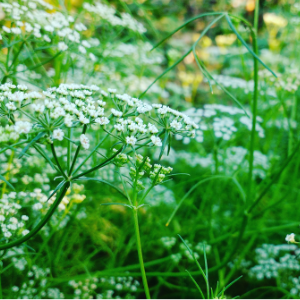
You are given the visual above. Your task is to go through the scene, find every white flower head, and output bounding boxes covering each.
[286,233,297,243]
[126,136,137,146]
[111,109,123,117]
[53,129,64,141]
[170,119,183,131]
[151,135,162,147]
[58,42,68,51]
[95,117,110,125]
[6,102,17,111]
[15,121,32,134]
[80,134,90,150]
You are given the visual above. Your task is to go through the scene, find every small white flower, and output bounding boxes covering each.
[22,230,30,236]
[157,106,169,115]
[170,119,183,131]
[126,136,137,146]
[3,26,11,33]
[82,40,91,48]
[286,233,297,243]
[53,129,64,141]
[111,109,123,117]
[114,124,125,132]
[4,231,12,238]
[21,215,29,221]
[95,117,109,125]
[80,134,90,150]
[78,45,86,54]
[89,53,97,62]
[148,123,158,134]
[43,35,51,42]
[32,103,45,113]
[58,42,68,51]
[15,121,32,134]
[151,136,162,147]
[79,114,90,124]
[6,102,17,110]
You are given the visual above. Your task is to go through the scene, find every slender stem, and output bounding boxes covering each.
[51,143,67,180]
[67,128,72,172]
[68,125,87,176]
[254,0,260,33]
[0,183,70,250]
[72,131,110,175]
[246,1,259,205]
[132,209,151,299]
[0,261,2,299]
[288,94,297,156]
[72,145,124,180]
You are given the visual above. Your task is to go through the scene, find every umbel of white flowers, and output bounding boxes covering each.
[0,83,198,151]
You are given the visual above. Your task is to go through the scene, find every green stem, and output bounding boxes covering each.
[288,94,297,156]
[67,128,72,172]
[72,131,110,176]
[246,2,259,205]
[51,143,67,180]
[0,183,70,250]
[0,261,2,299]
[132,209,151,299]
[68,125,87,176]
[254,0,259,32]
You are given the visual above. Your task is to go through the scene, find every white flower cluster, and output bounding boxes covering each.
[0,83,197,152]
[180,104,265,144]
[11,265,64,299]
[83,2,146,34]
[249,243,300,282]
[69,276,140,299]
[0,124,19,143]
[161,236,177,249]
[1,0,94,57]
[0,192,30,239]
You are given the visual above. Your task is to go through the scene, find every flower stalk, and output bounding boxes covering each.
[133,208,151,299]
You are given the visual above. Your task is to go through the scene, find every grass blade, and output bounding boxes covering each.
[0,174,14,190]
[218,275,243,298]
[76,177,128,200]
[225,14,276,77]
[152,12,223,50]
[18,132,46,159]
[185,270,205,299]
[47,181,66,201]
[100,203,132,208]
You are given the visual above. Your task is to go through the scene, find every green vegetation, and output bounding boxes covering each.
[0,0,300,298]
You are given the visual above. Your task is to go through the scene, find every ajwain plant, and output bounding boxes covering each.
[0,82,197,298]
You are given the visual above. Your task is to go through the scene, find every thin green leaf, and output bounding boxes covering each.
[100,202,132,208]
[165,173,191,177]
[167,175,245,226]
[185,270,205,299]
[22,244,36,252]
[18,132,46,159]
[151,12,223,50]
[47,181,66,201]
[225,15,276,77]
[140,14,224,98]
[33,144,58,171]
[159,132,169,160]
[178,235,208,286]
[203,243,209,299]
[75,177,128,200]
[218,275,243,298]
[196,61,250,117]
[0,174,14,190]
